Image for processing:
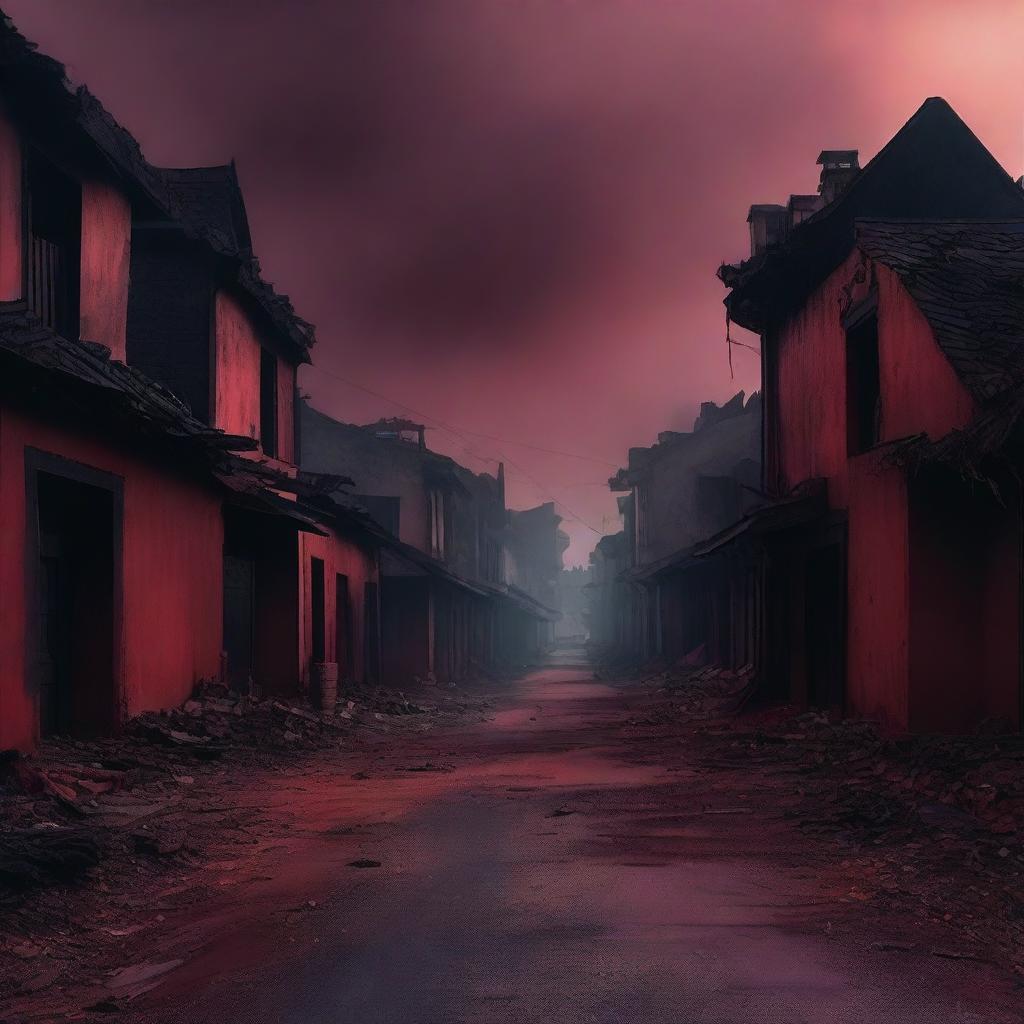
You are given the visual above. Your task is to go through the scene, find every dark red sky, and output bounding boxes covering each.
[8,1,1023,564]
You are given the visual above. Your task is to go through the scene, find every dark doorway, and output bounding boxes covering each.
[363,581,380,684]
[804,544,845,709]
[223,555,255,691]
[34,470,117,736]
[336,573,353,681]
[310,557,326,664]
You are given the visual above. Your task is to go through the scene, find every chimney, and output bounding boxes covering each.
[787,193,823,230]
[746,204,788,257]
[817,150,860,205]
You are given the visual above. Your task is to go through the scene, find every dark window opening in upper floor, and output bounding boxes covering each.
[260,346,278,458]
[27,152,81,339]
[846,310,881,455]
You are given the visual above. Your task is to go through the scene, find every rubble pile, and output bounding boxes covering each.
[129,681,347,752]
[693,707,1024,970]
[0,681,475,904]
[647,663,756,718]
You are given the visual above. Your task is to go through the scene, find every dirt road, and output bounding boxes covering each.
[119,655,1021,1023]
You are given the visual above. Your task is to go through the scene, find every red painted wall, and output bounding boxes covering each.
[213,289,261,443]
[846,452,910,728]
[909,473,1020,733]
[0,100,21,301]
[276,358,296,464]
[775,252,976,505]
[79,179,131,360]
[0,406,223,751]
[774,250,985,731]
[299,530,378,688]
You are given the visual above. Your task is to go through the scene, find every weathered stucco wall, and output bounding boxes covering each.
[775,253,976,505]
[0,405,223,751]
[299,402,432,552]
[299,530,378,688]
[637,406,760,566]
[846,453,910,729]
[79,179,131,359]
[775,252,984,731]
[0,100,21,301]
[909,473,1020,733]
[276,358,296,464]
[213,289,261,442]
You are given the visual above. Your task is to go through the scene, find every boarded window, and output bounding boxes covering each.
[846,310,880,455]
[260,347,278,458]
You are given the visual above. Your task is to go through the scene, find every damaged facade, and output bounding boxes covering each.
[588,393,762,667]
[505,502,570,649]
[717,97,1024,732]
[299,403,556,686]
[590,98,1024,736]
[0,18,548,754]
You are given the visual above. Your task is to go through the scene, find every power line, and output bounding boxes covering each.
[307,364,619,467]
[305,363,609,537]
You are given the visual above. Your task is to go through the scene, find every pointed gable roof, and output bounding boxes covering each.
[159,163,253,256]
[722,99,1024,332]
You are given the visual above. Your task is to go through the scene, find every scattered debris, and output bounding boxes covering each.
[348,859,382,869]
[674,688,1024,978]
[0,677,488,1014]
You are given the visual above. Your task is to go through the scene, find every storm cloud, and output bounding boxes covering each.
[7,0,1023,561]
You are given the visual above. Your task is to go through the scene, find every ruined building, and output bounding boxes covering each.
[299,403,556,684]
[505,502,569,648]
[0,16,550,753]
[719,97,1024,732]
[588,392,761,664]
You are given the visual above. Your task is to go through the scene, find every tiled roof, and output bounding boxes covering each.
[0,15,314,358]
[159,165,251,255]
[857,220,1024,401]
[720,98,1024,332]
[0,302,256,452]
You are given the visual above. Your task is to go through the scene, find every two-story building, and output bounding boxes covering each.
[0,17,386,749]
[298,402,554,685]
[585,532,631,654]
[603,392,762,667]
[720,97,1024,732]
[505,502,569,649]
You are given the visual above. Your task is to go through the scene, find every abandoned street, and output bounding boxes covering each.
[4,648,1009,1023]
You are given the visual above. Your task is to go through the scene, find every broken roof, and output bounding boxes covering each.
[0,302,332,534]
[159,164,253,256]
[609,391,758,490]
[721,98,1024,333]
[0,13,314,360]
[856,220,1024,402]
[0,301,255,454]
